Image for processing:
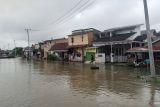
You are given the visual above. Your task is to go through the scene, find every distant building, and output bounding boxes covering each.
[135,29,158,43]
[32,44,41,58]
[49,42,68,61]
[38,42,44,59]
[43,38,68,59]
[23,47,33,58]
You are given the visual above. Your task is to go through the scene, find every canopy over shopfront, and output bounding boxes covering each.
[127,45,160,53]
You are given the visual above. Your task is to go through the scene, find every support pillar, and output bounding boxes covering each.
[110,32,113,63]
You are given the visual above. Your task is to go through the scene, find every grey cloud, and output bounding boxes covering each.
[0,0,159,49]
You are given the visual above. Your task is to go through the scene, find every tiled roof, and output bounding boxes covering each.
[49,42,68,51]
[127,45,160,52]
[134,34,147,42]
[134,34,158,42]
[156,32,160,36]
[43,38,67,43]
[94,32,135,42]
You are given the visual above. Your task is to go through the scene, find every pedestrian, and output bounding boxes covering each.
[90,55,94,64]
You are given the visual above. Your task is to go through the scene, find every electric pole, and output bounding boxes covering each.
[143,0,156,77]
[25,29,31,60]
[8,43,9,50]
[14,40,16,57]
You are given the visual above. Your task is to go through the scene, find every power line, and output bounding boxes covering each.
[32,0,96,36]
[47,0,85,25]
[55,0,96,26]
[14,40,16,57]
[34,0,92,31]
[33,0,85,30]
[25,29,31,60]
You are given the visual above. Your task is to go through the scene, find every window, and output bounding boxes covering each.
[71,37,74,43]
[81,35,83,42]
[98,55,103,57]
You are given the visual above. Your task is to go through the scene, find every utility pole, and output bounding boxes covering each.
[143,0,156,77]
[25,29,31,60]
[14,40,16,57]
[8,43,9,50]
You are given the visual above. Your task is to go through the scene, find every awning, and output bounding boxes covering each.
[127,47,148,53]
[53,50,68,52]
[127,45,160,53]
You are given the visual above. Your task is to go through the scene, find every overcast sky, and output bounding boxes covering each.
[0,0,159,49]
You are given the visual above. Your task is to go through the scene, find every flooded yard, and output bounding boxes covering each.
[0,58,160,107]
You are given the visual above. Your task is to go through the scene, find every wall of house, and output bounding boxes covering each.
[68,34,89,46]
[35,44,40,50]
[88,32,94,46]
[84,48,96,55]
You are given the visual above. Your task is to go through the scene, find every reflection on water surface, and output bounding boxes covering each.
[0,58,159,107]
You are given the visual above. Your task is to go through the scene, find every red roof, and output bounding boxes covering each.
[127,45,160,52]
[49,42,68,51]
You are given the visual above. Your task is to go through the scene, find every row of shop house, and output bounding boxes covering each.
[31,24,160,63]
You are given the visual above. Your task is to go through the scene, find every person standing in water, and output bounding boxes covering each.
[91,55,95,64]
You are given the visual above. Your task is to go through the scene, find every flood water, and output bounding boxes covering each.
[0,58,160,107]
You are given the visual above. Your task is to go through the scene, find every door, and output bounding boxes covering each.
[85,52,95,61]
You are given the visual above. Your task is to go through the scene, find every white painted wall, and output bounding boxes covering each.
[95,53,105,63]
[127,26,141,40]
[116,29,135,34]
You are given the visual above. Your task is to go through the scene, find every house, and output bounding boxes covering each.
[23,47,33,58]
[67,28,100,62]
[32,44,41,58]
[43,38,68,59]
[93,24,146,63]
[134,29,158,43]
[156,31,160,37]
[127,39,160,62]
[49,42,68,61]
[38,42,44,59]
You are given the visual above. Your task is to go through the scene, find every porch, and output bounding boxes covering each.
[95,42,143,63]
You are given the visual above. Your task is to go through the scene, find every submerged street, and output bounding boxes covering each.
[0,58,160,107]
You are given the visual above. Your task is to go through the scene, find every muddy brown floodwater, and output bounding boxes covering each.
[0,58,160,107]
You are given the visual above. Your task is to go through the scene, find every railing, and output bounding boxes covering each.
[106,56,127,62]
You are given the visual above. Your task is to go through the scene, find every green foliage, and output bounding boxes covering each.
[48,54,59,61]
[127,59,135,66]
[64,55,69,62]
[11,47,23,57]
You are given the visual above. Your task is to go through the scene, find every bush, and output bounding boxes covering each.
[48,54,59,61]
[127,58,135,66]
[64,55,69,62]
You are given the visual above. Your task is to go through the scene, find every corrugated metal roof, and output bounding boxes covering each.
[104,24,143,32]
